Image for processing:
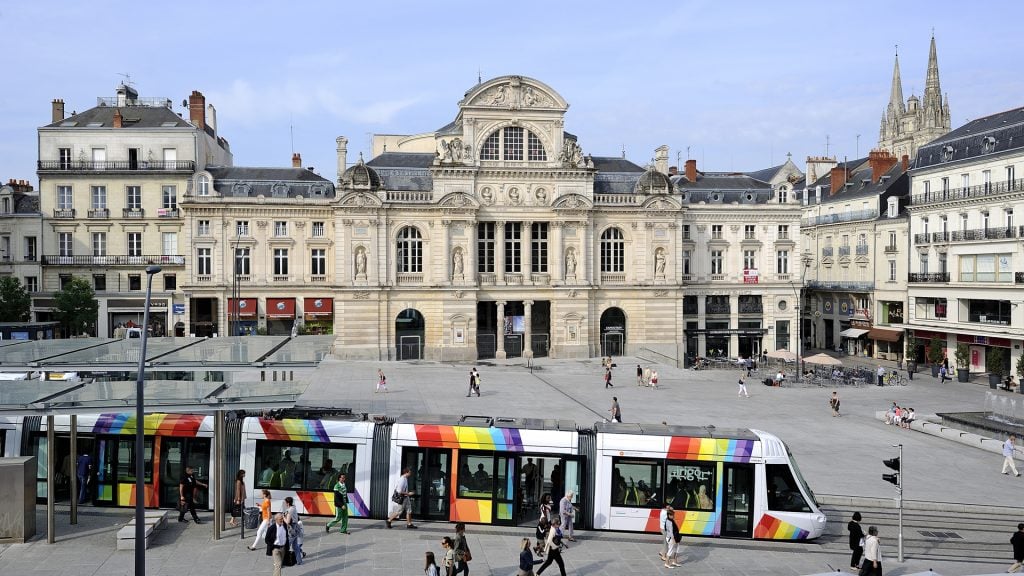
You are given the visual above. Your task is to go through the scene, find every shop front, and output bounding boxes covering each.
[109,298,168,338]
[227,297,258,335]
[266,297,296,335]
[303,297,334,334]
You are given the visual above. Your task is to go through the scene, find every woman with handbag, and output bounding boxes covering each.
[860,525,882,575]
[452,522,472,575]
[536,516,566,576]
[228,469,245,527]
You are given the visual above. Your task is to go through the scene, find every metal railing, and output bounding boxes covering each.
[801,208,879,227]
[951,226,1017,241]
[38,160,195,172]
[932,231,950,243]
[738,301,763,314]
[88,208,109,218]
[911,178,1024,205]
[1017,272,1024,285]
[706,302,731,314]
[821,247,833,257]
[123,208,145,218]
[53,208,75,218]
[805,280,873,291]
[838,246,851,256]
[42,254,185,266]
[385,190,432,203]
[855,244,869,255]
[908,272,949,283]
[884,245,899,253]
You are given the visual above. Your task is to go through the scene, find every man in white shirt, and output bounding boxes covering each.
[877,365,886,386]
[1003,435,1021,477]
[658,505,672,561]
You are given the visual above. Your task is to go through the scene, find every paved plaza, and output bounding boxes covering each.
[2,352,1023,575]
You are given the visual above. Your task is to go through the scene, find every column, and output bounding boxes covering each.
[524,300,534,359]
[697,296,707,357]
[441,220,451,286]
[496,221,505,284]
[496,301,507,359]
[584,220,594,284]
[729,293,739,358]
[552,222,563,283]
[523,221,532,283]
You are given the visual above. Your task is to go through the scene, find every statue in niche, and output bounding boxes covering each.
[565,248,577,276]
[452,247,464,277]
[655,248,666,276]
[508,188,520,205]
[480,187,494,205]
[355,247,367,276]
[535,188,547,204]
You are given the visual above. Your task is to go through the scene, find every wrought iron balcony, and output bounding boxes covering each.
[914,232,929,244]
[911,178,1024,205]
[821,247,833,257]
[683,301,698,315]
[38,160,195,172]
[950,226,1017,241]
[932,231,950,243]
[801,208,879,227]
[838,246,851,256]
[157,208,179,218]
[908,272,949,283]
[855,244,869,255]
[88,208,109,219]
[805,280,874,291]
[738,300,763,314]
[123,208,145,218]
[42,254,185,266]
[53,208,75,218]
[705,302,731,315]
[1016,272,1024,284]
[884,244,899,253]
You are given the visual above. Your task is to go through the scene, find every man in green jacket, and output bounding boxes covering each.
[325,473,349,534]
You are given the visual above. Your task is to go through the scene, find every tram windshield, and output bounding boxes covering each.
[765,444,818,513]
[786,446,818,508]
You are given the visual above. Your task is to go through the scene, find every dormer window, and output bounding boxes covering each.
[941,145,954,162]
[479,126,547,161]
[887,198,898,218]
[197,175,210,196]
[983,136,996,154]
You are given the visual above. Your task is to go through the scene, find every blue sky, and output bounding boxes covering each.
[2,1,1023,183]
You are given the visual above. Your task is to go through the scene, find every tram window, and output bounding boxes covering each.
[458,454,493,498]
[255,441,355,491]
[766,464,811,512]
[611,458,662,508]
[665,462,715,511]
[116,439,154,483]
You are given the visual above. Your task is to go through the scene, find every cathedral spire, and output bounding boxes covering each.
[923,34,942,109]
[888,49,906,117]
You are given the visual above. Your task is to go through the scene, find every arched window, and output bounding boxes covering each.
[600,228,625,272]
[479,127,547,161]
[197,174,210,196]
[396,227,423,273]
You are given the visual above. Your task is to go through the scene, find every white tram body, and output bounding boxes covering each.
[240,416,374,516]
[593,423,825,540]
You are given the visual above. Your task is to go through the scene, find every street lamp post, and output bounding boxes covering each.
[134,265,161,576]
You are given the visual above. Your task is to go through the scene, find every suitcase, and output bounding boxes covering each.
[244,506,261,529]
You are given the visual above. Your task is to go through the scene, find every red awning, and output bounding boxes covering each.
[867,327,902,342]
[266,298,296,318]
[227,298,258,318]
[303,297,334,317]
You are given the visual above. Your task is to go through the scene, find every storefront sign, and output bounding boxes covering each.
[303,297,334,317]
[266,298,296,319]
[743,268,759,284]
[173,304,185,315]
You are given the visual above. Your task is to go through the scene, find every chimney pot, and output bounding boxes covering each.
[830,166,847,195]
[112,108,123,128]
[868,149,898,183]
[685,159,697,182]
[51,99,65,123]
[292,153,302,168]
[901,154,910,172]
[188,90,206,130]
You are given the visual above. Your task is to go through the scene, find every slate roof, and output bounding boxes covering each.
[590,156,644,172]
[365,153,435,191]
[43,105,189,129]
[914,105,1024,169]
[744,163,785,183]
[815,163,908,206]
[367,153,436,169]
[14,193,40,214]
[206,166,335,198]
[675,173,771,191]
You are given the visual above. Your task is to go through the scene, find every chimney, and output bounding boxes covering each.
[901,154,910,173]
[207,104,217,138]
[112,108,123,128]
[336,136,349,182]
[868,149,898,183]
[685,159,697,182]
[654,145,669,174]
[830,166,847,195]
[51,99,65,123]
[188,91,206,130]
[292,153,302,168]
[668,166,678,176]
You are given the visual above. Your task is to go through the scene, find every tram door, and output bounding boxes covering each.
[514,456,580,526]
[493,455,517,525]
[721,463,754,537]
[402,448,451,521]
[159,438,211,508]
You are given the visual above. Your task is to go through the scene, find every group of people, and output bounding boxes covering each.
[248,490,307,574]
[883,402,915,428]
[634,364,659,387]
[846,512,882,574]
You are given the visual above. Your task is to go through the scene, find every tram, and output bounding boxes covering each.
[24,411,826,540]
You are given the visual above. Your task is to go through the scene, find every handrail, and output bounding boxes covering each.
[639,347,678,364]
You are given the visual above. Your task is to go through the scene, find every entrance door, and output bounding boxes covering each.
[493,455,517,525]
[398,336,422,360]
[401,448,451,521]
[601,333,623,357]
[721,463,754,537]
[158,438,211,509]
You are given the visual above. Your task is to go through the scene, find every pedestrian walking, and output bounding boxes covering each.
[452,522,471,576]
[518,537,538,576]
[830,391,841,417]
[249,489,273,550]
[664,508,682,568]
[938,364,948,383]
[848,511,864,570]
[177,465,206,524]
[861,525,882,575]
[636,364,644,386]
[608,397,621,423]
[386,467,418,529]
[376,368,388,393]
[877,365,886,386]
[650,369,659,388]
[327,472,350,533]
[265,513,290,576]
[228,469,245,527]
[467,368,477,397]
[1008,523,1024,573]
[559,491,576,542]
[745,357,753,377]
[658,504,672,562]
[604,366,613,388]
[76,452,92,505]
[283,496,305,565]
[441,537,456,576]
[425,551,441,576]
[472,370,481,396]
[737,377,749,398]
[536,516,567,576]
[1002,435,1021,476]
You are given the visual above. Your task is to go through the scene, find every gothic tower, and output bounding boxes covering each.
[877,35,952,160]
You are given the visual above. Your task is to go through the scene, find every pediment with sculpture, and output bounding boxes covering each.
[436,192,479,209]
[641,196,681,211]
[461,75,568,111]
[338,191,383,208]
[551,193,593,210]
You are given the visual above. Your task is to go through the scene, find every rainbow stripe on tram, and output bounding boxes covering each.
[667,437,753,462]
[413,424,524,451]
[258,419,330,443]
[93,413,206,436]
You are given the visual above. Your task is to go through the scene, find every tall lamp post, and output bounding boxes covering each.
[134,265,160,576]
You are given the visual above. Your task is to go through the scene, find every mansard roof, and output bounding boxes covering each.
[206,166,335,198]
[914,106,1024,169]
[43,104,189,129]
[365,153,434,191]
[367,152,436,169]
[744,163,786,183]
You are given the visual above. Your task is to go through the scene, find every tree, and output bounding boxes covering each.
[53,277,98,336]
[927,336,945,367]
[0,276,31,322]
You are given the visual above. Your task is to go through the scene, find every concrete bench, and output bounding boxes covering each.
[116,510,169,550]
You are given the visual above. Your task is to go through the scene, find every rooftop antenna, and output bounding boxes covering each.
[290,114,295,155]
[856,134,861,158]
[621,144,626,159]
[478,68,482,84]
[117,72,134,87]
[825,134,831,157]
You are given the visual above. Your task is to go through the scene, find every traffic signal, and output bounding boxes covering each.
[882,457,900,485]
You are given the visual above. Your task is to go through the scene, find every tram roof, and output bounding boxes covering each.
[396,413,578,431]
[593,422,759,440]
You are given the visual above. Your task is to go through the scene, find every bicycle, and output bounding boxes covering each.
[883,370,905,386]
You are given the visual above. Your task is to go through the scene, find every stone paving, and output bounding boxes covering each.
[2,351,1022,575]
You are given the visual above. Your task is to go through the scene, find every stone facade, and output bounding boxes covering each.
[0,180,43,298]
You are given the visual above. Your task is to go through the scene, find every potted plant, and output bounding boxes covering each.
[955,343,971,382]
[904,332,917,374]
[1016,353,1024,394]
[927,336,945,378]
[987,347,1007,389]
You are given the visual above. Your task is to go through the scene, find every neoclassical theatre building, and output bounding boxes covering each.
[313,76,803,362]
